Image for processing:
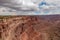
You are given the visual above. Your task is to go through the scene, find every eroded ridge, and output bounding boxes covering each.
[0,16,60,40]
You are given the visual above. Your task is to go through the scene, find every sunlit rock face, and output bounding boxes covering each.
[0,16,60,40]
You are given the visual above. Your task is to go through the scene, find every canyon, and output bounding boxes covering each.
[0,15,60,40]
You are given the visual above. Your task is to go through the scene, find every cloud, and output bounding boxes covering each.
[0,0,60,15]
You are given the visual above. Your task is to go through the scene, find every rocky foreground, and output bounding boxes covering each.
[0,15,60,40]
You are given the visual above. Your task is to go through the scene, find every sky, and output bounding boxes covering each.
[0,0,60,15]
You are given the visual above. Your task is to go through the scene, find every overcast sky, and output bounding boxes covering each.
[0,0,60,15]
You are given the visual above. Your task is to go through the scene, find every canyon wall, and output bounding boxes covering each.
[0,16,60,40]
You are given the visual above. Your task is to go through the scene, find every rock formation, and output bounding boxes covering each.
[0,16,60,40]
